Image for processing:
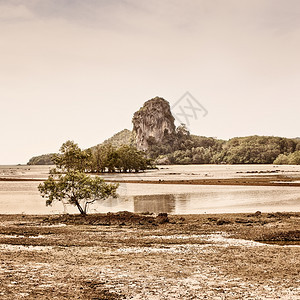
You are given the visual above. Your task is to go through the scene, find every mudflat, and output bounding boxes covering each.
[0,212,299,299]
[106,174,300,187]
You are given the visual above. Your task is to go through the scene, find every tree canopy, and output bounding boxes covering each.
[53,140,91,172]
[274,151,300,165]
[148,132,300,165]
[90,144,151,173]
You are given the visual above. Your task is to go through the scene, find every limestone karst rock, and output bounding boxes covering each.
[132,97,176,151]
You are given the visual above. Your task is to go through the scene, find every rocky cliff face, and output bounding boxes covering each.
[132,97,176,151]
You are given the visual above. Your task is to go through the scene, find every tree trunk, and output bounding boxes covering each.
[75,201,86,215]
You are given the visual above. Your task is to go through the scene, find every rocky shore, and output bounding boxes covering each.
[0,212,299,299]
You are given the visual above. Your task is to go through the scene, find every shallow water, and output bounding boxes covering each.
[1,164,300,181]
[0,181,299,215]
[0,165,299,214]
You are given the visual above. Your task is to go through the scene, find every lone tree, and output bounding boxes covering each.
[38,141,119,215]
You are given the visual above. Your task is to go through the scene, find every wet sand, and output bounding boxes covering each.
[1,174,300,187]
[106,174,300,187]
[0,212,299,299]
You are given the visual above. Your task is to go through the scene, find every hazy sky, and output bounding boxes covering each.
[1,0,300,164]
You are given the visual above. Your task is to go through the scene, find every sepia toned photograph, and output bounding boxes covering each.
[0,1,299,299]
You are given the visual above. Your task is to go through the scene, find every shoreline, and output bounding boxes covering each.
[2,175,300,187]
[0,210,299,217]
[105,175,300,187]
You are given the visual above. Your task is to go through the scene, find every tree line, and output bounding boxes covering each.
[147,126,300,165]
[52,141,152,173]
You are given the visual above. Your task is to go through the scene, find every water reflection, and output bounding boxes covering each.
[133,194,176,213]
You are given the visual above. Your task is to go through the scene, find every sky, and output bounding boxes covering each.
[0,0,300,164]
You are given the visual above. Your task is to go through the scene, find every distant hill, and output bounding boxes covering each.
[101,129,133,148]
[27,130,133,165]
[27,153,55,165]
